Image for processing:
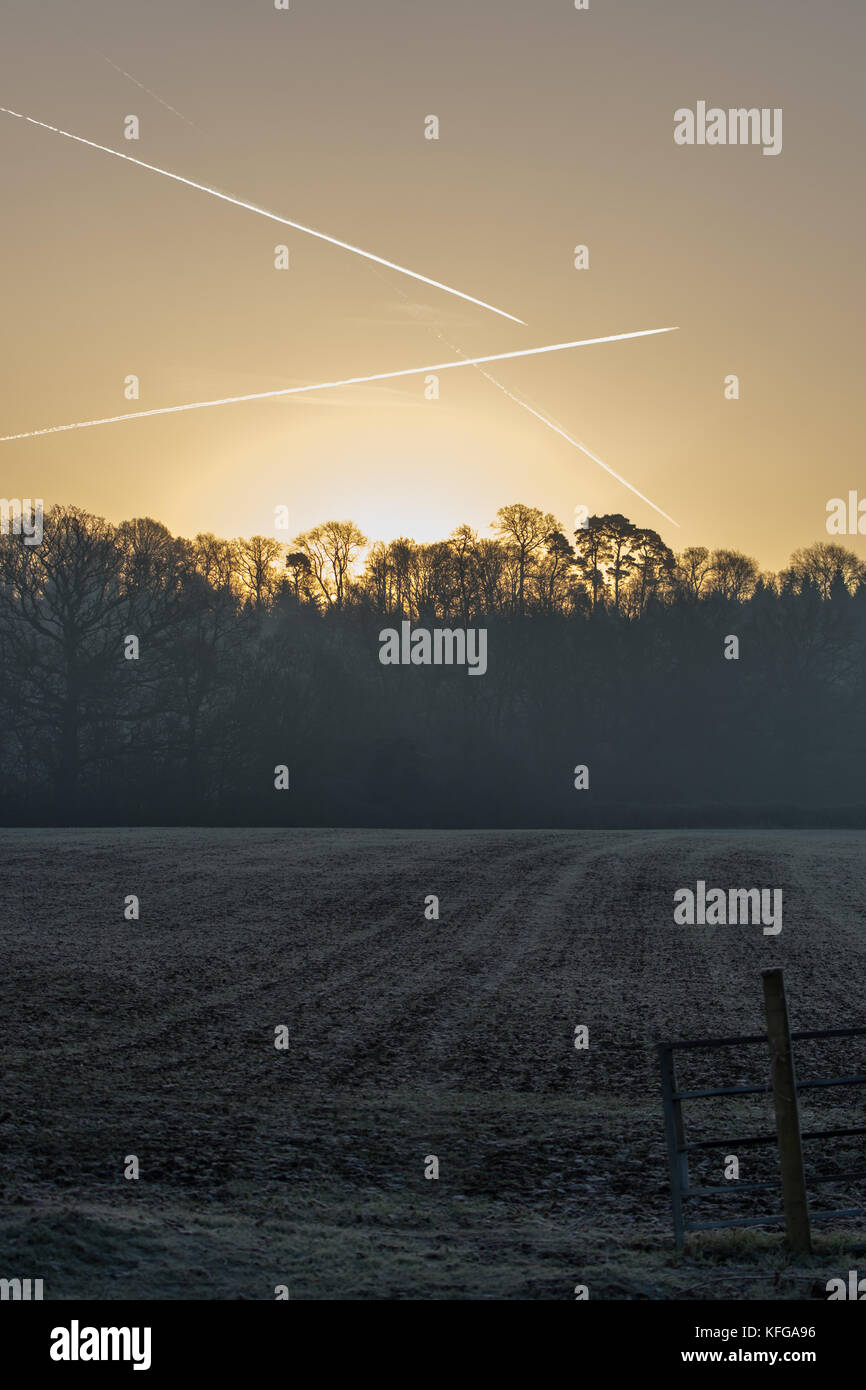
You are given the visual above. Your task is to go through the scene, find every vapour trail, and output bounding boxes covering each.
[0,105,524,324]
[0,328,678,442]
[472,364,679,527]
[87,49,199,129]
[369,269,679,527]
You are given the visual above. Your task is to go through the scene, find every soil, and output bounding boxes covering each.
[1,828,863,1299]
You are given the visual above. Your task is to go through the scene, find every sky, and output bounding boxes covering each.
[0,0,863,571]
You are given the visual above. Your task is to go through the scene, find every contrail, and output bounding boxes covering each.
[0,105,524,324]
[473,365,679,527]
[368,268,679,526]
[0,327,677,442]
[87,49,199,130]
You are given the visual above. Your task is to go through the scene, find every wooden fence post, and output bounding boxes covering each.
[762,968,812,1254]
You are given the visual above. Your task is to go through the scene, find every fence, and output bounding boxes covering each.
[658,969,866,1251]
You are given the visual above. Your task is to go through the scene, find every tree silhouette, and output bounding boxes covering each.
[294,521,368,609]
[783,542,866,599]
[492,503,559,616]
[0,498,862,828]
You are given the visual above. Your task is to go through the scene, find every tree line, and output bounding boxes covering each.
[271,507,866,617]
[1,502,864,825]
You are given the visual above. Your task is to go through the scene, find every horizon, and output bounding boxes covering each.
[10,494,864,583]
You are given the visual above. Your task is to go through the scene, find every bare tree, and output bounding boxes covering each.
[676,545,714,599]
[532,529,575,613]
[293,520,367,609]
[782,543,866,599]
[474,538,509,614]
[193,533,238,593]
[492,503,559,616]
[449,524,479,625]
[0,506,188,811]
[234,535,285,608]
[708,549,760,602]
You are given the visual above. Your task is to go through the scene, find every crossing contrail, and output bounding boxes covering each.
[367,267,680,526]
[0,327,677,442]
[0,104,524,324]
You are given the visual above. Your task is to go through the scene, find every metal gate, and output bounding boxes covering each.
[658,970,866,1250]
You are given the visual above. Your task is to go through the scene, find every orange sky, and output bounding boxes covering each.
[1,0,863,571]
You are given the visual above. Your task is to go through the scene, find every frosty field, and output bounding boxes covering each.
[1,828,864,1300]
